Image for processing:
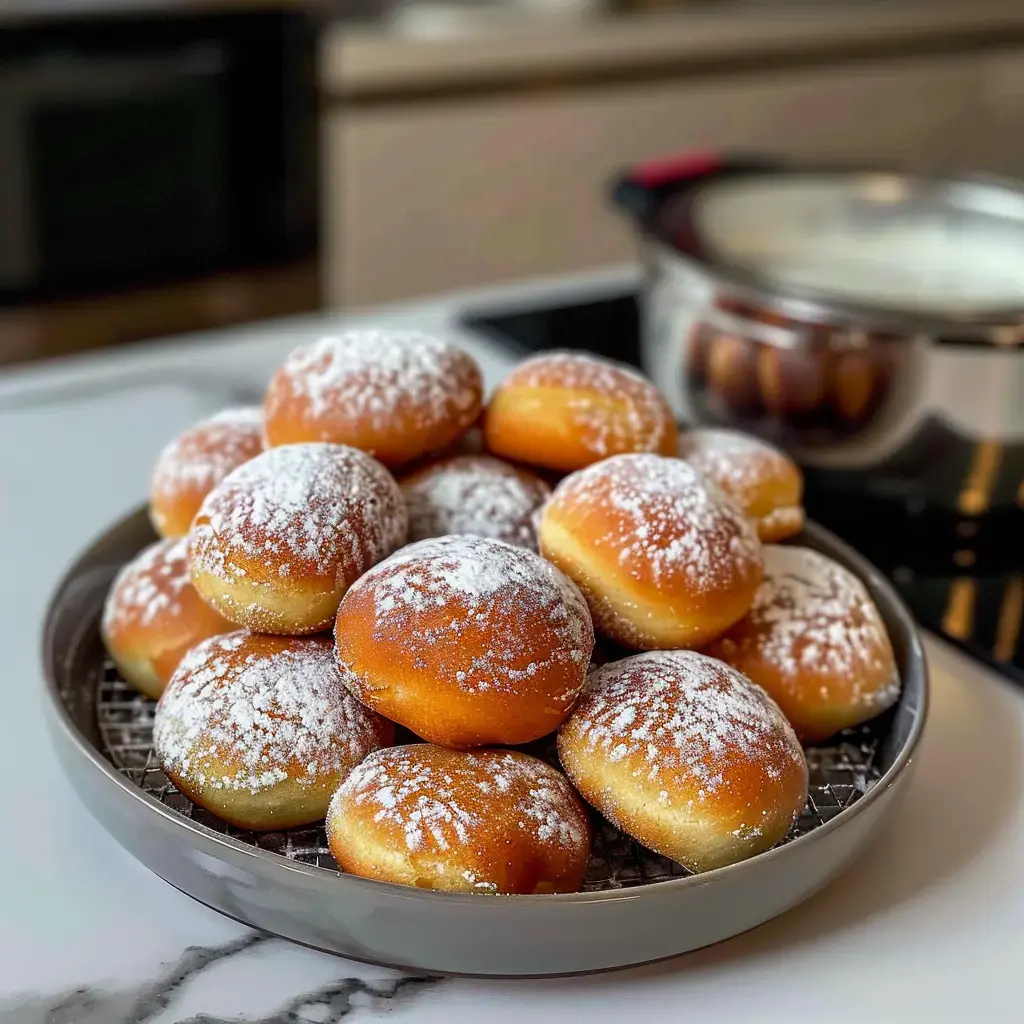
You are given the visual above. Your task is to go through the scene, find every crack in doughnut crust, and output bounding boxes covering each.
[327,744,591,894]
[155,632,394,830]
[677,428,804,542]
[335,535,594,748]
[557,650,807,874]
[102,536,233,699]
[263,329,483,467]
[401,454,551,551]
[189,442,407,635]
[539,453,763,650]
[484,351,678,472]
[706,545,900,743]
[149,407,265,538]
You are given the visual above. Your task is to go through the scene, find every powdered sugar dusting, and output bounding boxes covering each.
[155,633,391,794]
[150,407,263,498]
[560,650,803,798]
[678,428,795,511]
[332,746,588,860]
[551,453,761,589]
[267,329,481,434]
[507,350,673,457]
[190,442,406,582]
[402,455,551,550]
[103,537,192,633]
[723,545,899,704]
[341,535,593,694]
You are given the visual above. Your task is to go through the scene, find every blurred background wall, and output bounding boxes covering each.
[2,0,1024,365]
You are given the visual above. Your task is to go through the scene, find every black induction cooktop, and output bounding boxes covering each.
[462,289,1024,689]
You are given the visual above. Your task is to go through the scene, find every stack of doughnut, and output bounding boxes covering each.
[101,334,900,893]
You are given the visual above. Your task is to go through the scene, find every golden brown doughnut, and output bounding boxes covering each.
[756,346,830,420]
[538,453,763,650]
[706,332,764,417]
[705,545,900,743]
[263,330,483,468]
[149,407,264,538]
[334,535,594,748]
[483,351,678,472]
[326,744,591,894]
[189,442,406,635]
[401,454,551,550]
[677,428,804,542]
[557,650,807,873]
[101,537,233,699]
[154,632,393,830]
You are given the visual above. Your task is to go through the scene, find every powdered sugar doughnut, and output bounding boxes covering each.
[706,545,900,742]
[334,535,594,748]
[326,745,591,894]
[401,455,551,550]
[678,428,804,542]
[484,351,678,472]
[557,650,807,873]
[149,408,264,538]
[101,537,233,700]
[538,453,763,650]
[190,442,406,635]
[263,330,483,468]
[155,632,394,830]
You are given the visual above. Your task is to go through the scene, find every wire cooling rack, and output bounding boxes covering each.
[95,659,885,891]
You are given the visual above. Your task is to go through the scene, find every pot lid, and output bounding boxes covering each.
[664,171,1024,326]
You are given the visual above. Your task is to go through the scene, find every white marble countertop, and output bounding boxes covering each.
[1,267,1022,1023]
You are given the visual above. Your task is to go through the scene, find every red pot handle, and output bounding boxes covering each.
[610,150,783,227]
[627,149,725,188]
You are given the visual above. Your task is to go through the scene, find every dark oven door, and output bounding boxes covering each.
[0,9,316,305]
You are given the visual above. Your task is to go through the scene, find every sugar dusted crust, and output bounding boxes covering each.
[335,534,594,747]
[484,351,678,472]
[706,545,900,742]
[557,650,807,873]
[189,442,406,634]
[677,428,804,542]
[539,453,763,649]
[101,536,232,698]
[327,744,591,894]
[401,454,551,550]
[154,632,393,829]
[149,407,264,538]
[264,330,483,467]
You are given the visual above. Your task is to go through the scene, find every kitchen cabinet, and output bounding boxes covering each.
[323,43,1022,307]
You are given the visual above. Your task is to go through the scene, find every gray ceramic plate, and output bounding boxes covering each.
[41,508,927,976]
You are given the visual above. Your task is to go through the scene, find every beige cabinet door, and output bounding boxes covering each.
[325,54,985,307]
[967,52,1024,177]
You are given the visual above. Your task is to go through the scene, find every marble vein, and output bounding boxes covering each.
[0,933,444,1024]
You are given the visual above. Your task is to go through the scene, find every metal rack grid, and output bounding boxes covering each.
[95,659,884,890]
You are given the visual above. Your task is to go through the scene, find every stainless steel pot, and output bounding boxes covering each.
[613,159,1024,470]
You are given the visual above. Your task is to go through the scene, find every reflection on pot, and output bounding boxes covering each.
[683,301,912,449]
